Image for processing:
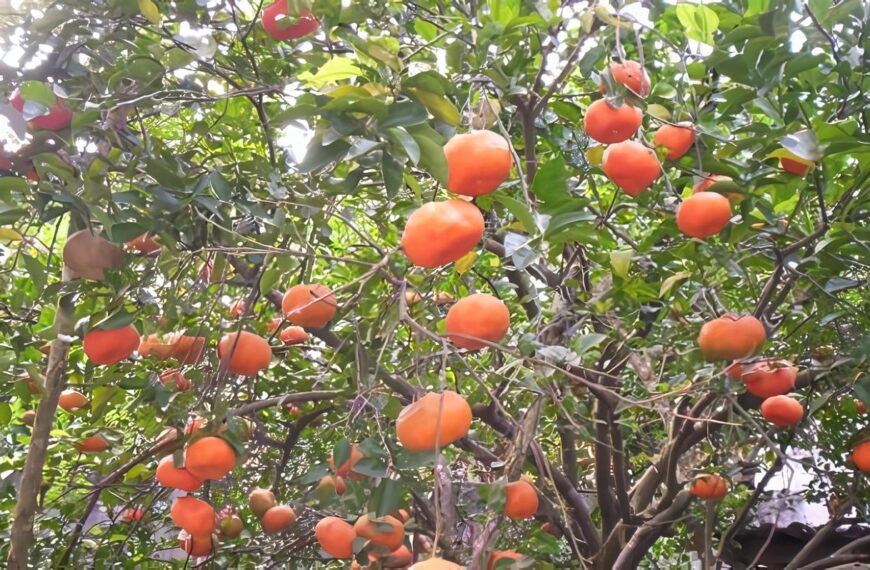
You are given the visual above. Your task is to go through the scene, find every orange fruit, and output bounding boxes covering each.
[329,443,366,481]
[83,324,140,365]
[217,513,244,538]
[583,98,642,144]
[602,141,660,196]
[780,157,810,176]
[654,122,695,160]
[77,434,110,452]
[248,488,277,518]
[282,284,337,327]
[401,200,484,268]
[155,455,204,492]
[125,233,161,255]
[760,395,803,428]
[697,315,766,361]
[159,369,191,391]
[504,479,538,520]
[279,326,308,345]
[184,436,236,480]
[740,360,798,399]
[59,390,88,411]
[262,505,296,533]
[380,545,413,568]
[693,174,733,194]
[392,509,410,523]
[262,1,318,41]
[21,410,36,427]
[266,317,283,332]
[171,496,215,537]
[445,293,509,350]
[675,192,732,239]
[724,362,743,380]
[353,514,405,551]
[178,530,217,557]
[852,441,870,471]
[409,559,464,570]
[488,551,523,570]
[689,474,728,500]
[229,300,246,318]
[318,475,347,496]
[444,130,513,196]
[602,60,651,97]
[315,516,357,558]
[396,391,472,452]
[139,332,206,364]
[217,331,272,376]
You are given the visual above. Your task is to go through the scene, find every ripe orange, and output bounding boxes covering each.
[780,157,810,176]
[401,200,484,268]
[156,456,204,492]
[59,390,88,411]
[282,284,337,327]
[159,369,191,391]
[139,332,206,364]
[229,300,246,318]
[217,331,272,376]
[697,315,766,361]
[262,505,296,533]
[379,545,414,568]
[77,434,110,452]
[654,122,695,160]
[504,479,538,520]
[266,317,283,332]
[409,559,464,570]
[83,324,140,365]
[583,99,642,144]
[279,326,308,345]
[445,293,509,350]
[488,551,523,570]
[852,441,870,472]
[318,475,347,496]
[741,360,798,399]
[248,488,277,518]
[329,443,365,480]
[125,233,161,255]
[760,395,803,428]
[602,60,651,97]
[444,130,513,196]
[184,436,236,480]
[171,496,215,537]
[396,391,473,452]
[353,514,405,551]
[689,474,728,500]
[315,516,357,558]
[178,530,217,557]
[602,141,660,196]
[675,192,732,239]
[262,1,318,41]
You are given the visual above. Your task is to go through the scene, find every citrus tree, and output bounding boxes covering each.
[1,0,869,568]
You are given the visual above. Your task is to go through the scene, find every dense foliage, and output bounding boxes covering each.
[0,0,869,568]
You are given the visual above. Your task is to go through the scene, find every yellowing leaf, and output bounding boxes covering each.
[298,57,363,89]
[610,249,632,279]
[407,88,460,126]
[138,0,161,24]
[454,250,477,275]
[660,271,692,297]
[0,227,22,242]
[646,104,672,121]
[586,145,604,166]
[766,148,815,166]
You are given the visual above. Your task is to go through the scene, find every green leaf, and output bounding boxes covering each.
[370,478,402,518]
[298,136,351,173]
[660,271,692,297]
[610,249,632,279]
[333,438,351,471]
[675,4,719,45]
[544,212,595,239]
[0,403,10,425]
[406,88,460,126]
[384,127,421,164]
[487,0,520,25]
[21,254,45,294]
[379,101,429,129]
[407,125,447,185]
[532,157,570,213]
[382,153,403,198]
[493,194,536,234]
[298,57,363,89]
[94,310,135,331]
[138,0,161,24]
[18,81,56,108]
